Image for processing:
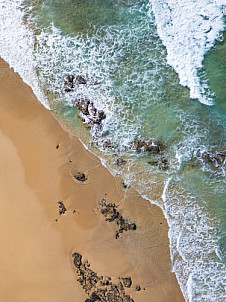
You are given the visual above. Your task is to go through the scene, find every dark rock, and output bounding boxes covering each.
[148,158,169,170]
[99,199,136,239]
[136,285,141,291]
[56,144,60,149]
[99,200,119,222]
[135,140,146,151]
[202,151,226,169]
[58,201,67,215]
[76,75,87,84]
[75,98,106,126]
[147,160,158,166]
[74,172,87,182]
[121,277,132,288]
[72,252,82,268]
[72,252,133,302]
[123,296,133,302]
[90,292,101,301]
[121,182,130,189]
[158,158,169,170]
[103,140,114,149]
[63,74,75,92]
[116,158,127,167]
[134,139,164,154]
[129,223,136,230]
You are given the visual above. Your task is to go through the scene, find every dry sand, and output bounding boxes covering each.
[0,58,185,302]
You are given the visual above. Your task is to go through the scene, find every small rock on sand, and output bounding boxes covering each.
[74,172,87,182]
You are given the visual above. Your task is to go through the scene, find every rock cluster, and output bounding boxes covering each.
[202,151,226,169]
[98,199,136,239]
[63,74,106,128]
[58,201,67,215]
[134,139,164,154]
[147,157,169,170]
[75,98,106,126]
[74,172,87,182]
[63,74,88,92]
[72,252,134,302]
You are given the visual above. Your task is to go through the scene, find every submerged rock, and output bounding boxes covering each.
[76,75,87,84]
[116,158,127,167]
[63,74,75,92]
[202,151,226,169]
[75,98,106,126]
[148,157,169,170]
[134,139,164,154]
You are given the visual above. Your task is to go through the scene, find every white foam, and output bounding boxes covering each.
[162,176,172,203]
[0,0,50,109]
[148,0,225,105]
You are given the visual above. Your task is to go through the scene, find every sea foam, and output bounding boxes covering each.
[148,0,225,105]
[0,0,50,109]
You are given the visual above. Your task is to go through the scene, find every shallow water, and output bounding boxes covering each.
[0,0,225,301]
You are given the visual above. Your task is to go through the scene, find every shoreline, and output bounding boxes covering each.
[0,58,185,301]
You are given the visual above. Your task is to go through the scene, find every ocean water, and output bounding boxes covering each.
[0,0,225,301]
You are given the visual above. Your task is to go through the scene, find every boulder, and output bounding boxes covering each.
[121,277,132,288]
[72,252,82,268]
[74,172,87,182]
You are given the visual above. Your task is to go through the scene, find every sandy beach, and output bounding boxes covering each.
[0,58,184,302]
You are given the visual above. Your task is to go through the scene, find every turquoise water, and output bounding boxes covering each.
[0,0,225,301]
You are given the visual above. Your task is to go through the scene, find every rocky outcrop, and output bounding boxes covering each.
[63,74,87,92]
[72,252,134,302]
[98,199,136,239]
[134,139,164,154]
[75,98,106,126]
[202,151,226,169]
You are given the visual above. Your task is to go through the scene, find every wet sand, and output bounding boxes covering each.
[0,58,185,302]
